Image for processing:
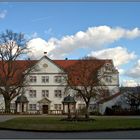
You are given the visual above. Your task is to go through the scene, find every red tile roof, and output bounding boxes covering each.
[0,58,117,86]
[0,60,37,86]
[54,59,113,70]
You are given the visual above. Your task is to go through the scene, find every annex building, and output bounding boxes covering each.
[0,54,120,115]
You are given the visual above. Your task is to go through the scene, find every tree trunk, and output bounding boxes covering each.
[85,103,89,119]
[4,98,11,113]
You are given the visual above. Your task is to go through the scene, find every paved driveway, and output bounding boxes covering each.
[0,115,18,122]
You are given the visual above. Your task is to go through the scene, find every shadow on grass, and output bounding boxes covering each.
[61,117,95,122]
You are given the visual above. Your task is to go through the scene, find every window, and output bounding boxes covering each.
[10,103,16,110]
[54,90,62,98]
[42,90,49,97]
[29,76,37,83]
[54,76,62,83]
[42,76,49,83]
[105,76,112,83]
[29,104,36,111]
[78,104,85,110]
[54,104,62,110]
[105,63,112,71]
[29,90,36,98]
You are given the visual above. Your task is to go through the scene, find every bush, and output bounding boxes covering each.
[90,111,101,115]
[105,106,140,115]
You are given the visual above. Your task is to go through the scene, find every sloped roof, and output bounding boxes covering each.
[54,59,113,70]
[97,92,121,104]
[0,57,118,86]
[15,94,29,103]
[38,98,51,104]
[0,60,37,86]
[62,95,76,103]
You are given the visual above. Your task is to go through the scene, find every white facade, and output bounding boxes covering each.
[0,56,119,114]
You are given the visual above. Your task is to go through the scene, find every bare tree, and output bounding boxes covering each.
[121,86,140,110]
[0,30,35,113]
[64,57,114,119]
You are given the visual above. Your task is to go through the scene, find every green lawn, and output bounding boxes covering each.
[0,116,140,131]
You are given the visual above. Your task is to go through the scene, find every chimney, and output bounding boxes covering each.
[44,52,47,56]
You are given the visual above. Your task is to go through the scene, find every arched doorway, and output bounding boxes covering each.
[37,98,51,114]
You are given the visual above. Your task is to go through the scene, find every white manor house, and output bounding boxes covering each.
[0,54,120,115]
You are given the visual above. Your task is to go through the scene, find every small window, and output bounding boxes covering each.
[29,76,37,83]
[78,104,85,110]
[29,90,36,98]
[54,104,62,110]
[54,76,62,83]
[105,76,112,83]
[42,90,49,97]
[105,63,112,71]
[54,90,62,98]
[29,104,36,111]
[42,76,49,83]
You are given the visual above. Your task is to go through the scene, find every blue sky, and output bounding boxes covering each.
[1,2,140,86]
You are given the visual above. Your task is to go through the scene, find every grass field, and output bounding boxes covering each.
[0,116,140,131]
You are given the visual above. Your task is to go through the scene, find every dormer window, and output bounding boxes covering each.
[106,63,110,66]
[105,63,112,71]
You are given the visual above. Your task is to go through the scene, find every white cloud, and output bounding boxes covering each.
[27,26,140,59]
[88,46,136,67]
[122,79,139,87]
[27,38,56,59]
[126,59,140,78]
[0,10,7,19]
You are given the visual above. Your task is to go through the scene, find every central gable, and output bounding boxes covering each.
[32,56,65,74]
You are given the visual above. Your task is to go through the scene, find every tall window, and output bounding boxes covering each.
[29,90,36,98]
[42,90,49,97]
[29,104,36,111]
[54,76,62,83]
[42,76,49,83]
[54,104,62,110]
[54,90,62,98]
[29,76,37,83]
[78,104,85,110]
[10,103,16,110]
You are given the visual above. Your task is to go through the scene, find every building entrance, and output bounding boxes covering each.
[42,105,48,114]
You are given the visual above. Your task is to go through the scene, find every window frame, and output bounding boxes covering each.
[41,76,49,83]
[54,76,62,83]
[29,76,37,83]
[54,90,62,98]
[29,104,36,111]
[29,90,36,98]
[42,90,49,98]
